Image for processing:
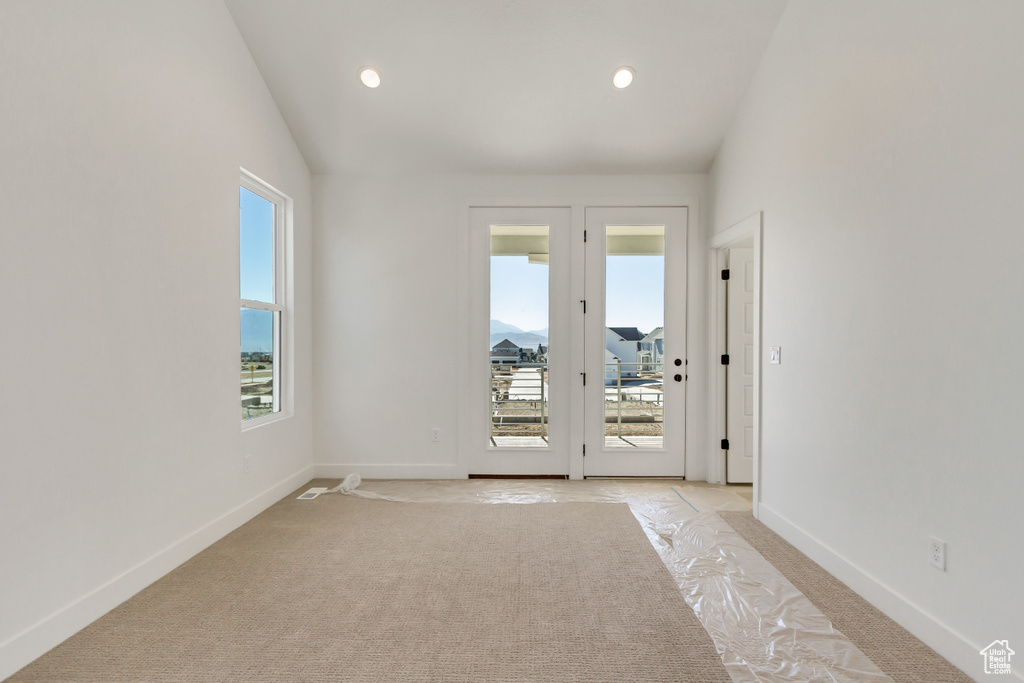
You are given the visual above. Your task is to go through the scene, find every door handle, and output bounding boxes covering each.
[673,358,682,366]
[674,374,683,382]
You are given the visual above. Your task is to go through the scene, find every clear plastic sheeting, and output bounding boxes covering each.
[336,479,890,683]
[646,511,892,682]
[344,478,747,511]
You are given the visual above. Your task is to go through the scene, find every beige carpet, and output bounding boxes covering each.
[10,488,730,682]
[719,511,972,683]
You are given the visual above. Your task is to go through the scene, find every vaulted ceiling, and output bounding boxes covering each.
[224,0,789,175]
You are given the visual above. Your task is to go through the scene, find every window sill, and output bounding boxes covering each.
[241,410,292,432]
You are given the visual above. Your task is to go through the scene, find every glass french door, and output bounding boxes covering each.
[582,207,687,477]
[468,207,572,475]
[467,206,686,477]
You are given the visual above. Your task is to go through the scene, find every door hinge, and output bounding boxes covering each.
[581,372,586,386]
[722,269,730,280]
[721,354,730,365]
[721,438,730,450]
[580,298,587,314]
[583,230,587,243]
[583,444,586,456]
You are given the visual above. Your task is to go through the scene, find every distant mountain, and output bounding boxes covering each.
[490,332,547,349]
[240,308,274,352]
[488,320,547,349]
[489,319,523,335]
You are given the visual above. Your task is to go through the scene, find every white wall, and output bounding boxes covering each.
[709,1,1024,678]
[0,1,313,677]
[312,174,711,480]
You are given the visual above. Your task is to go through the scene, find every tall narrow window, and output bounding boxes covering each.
[489,225,549,447]
[605,225,665,448]
[240,172,287,423]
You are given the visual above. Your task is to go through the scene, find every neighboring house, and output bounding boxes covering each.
[604,348,622,383]
[605,327,644,378]
[639,326,664,372]
[490,338,521,364]
[536,344,548,363]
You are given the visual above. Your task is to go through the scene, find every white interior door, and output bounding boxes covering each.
[726,247,755,483]
[583,207,687,477]
[468,207,572,475]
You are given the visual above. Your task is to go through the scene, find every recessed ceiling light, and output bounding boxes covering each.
[612,66,634,89]
[360,67,381,88]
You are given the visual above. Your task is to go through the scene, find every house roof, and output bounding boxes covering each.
[609,327,644,342]
[641,326,664,342]
[492,339,521,349]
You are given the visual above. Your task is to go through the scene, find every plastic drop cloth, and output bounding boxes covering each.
[336,479,891,683]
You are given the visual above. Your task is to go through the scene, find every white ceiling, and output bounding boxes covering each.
[223,0,789,175]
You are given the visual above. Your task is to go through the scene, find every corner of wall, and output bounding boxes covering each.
[0,466,315,680]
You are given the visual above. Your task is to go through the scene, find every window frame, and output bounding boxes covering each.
[239,168,290,428]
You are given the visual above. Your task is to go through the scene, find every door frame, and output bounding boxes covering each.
[709,211,763,516]
[457,194,700,481]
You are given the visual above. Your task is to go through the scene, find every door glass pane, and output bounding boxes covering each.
[605,225,664,448]
[241,307,278,420]
[240,187,275,303]
[489,225,549,447]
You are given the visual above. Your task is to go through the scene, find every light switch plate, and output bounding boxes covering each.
[929,537,946,570]
[769,347,781,364]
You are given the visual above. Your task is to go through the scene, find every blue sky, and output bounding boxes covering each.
[491,256,549,332]
[606,255,664,333]
[240,187,274,303]
[240,309,274,353]
[490,254,664,335]
[240,187,275,352]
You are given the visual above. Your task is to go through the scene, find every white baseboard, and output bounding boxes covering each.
[0,465,316,681]
[314,463,461,480]
[758,503,1018,682]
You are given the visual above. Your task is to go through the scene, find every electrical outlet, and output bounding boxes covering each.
[431,428,441,442]
[928,537,945,571]
[244,454,252,474]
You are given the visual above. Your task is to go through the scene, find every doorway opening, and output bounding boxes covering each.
[466,205,688,479]
[710,212,762,512]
